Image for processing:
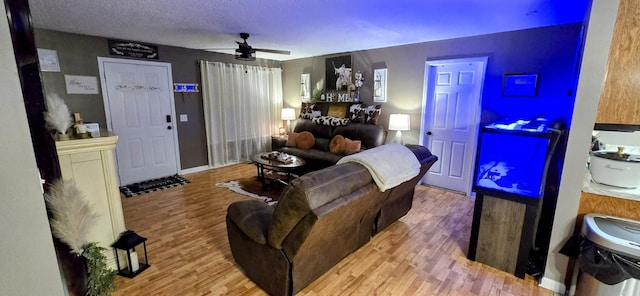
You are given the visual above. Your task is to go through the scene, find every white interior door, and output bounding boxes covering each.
[98,57,179,186]
[420,57,487,196]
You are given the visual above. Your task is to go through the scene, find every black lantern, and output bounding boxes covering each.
[111,230,149,278]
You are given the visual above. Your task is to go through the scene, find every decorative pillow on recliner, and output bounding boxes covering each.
[285,132,299,147]
[327,104,348,118]
[365,104,382,125]
[348,103,382,125]
[343,138,362,155]
[348,103,367,123]
[312,116,350,126]
[295,131,315,149]
[329,135,346,154]
[299,103,321,119]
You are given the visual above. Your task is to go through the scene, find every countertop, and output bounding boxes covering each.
[582,168,640,201]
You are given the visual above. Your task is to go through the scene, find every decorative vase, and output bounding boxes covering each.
[58,133,70,141]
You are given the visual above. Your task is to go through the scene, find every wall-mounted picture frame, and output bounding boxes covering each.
[503,73,539,97]
[325,55,352,91]
[300,73,311,102]
[373,68,388,102]
[37,48,60,72]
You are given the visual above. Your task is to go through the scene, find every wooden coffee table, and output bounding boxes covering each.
[250,152,305,188]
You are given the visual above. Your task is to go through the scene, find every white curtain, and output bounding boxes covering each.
[200,61,283,168]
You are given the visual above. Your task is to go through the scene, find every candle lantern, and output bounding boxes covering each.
[111,230,149,278]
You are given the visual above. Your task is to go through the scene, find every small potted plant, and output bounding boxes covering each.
[45,180,116,296]
[312,79,325,102]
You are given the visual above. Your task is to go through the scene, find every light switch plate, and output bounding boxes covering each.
[179,114,188,122]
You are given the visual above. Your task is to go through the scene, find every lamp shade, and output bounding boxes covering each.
[389,114,410,131]
[281,108,296,120]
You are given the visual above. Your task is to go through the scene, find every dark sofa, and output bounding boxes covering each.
[272,118,386,172]
[226,144,438,295]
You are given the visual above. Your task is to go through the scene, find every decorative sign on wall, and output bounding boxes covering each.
[108,39,159,60]
[37,48,60,72]
[173,83,199,92]
[65,75,99,94]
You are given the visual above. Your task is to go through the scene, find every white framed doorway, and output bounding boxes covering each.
[98,57,180,186]
[420,57,488,196]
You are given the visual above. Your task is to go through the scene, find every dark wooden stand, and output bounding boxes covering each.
[468,191,541,279]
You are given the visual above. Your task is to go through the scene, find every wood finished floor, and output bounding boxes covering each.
[113,163,552,296]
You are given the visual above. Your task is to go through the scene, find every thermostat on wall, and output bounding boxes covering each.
[173,83,199,92]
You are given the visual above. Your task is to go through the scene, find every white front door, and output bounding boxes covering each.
[98,57,179,186]
[420,57,487,196]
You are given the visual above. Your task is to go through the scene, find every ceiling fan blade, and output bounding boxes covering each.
[252,48,291,55]
[203,48,236,51]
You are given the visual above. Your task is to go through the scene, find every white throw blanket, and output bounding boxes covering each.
[337,143,421,192]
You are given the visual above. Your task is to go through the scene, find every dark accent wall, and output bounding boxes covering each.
[282,23,584,144]
[34,29,281,170]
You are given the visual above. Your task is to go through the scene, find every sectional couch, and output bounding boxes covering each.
[272,118,386,173]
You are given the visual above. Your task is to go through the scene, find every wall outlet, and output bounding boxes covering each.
[179,114,188,122]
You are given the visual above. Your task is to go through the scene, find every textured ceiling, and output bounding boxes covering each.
[28,0,590,61]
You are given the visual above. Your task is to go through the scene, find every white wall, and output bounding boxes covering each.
[540,0,621,293]
[0,1,65,295]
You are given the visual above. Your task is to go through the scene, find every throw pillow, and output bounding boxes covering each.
[299,103,321,119]
[296,131,315,149]
[285,132,299,147]
[366,104,382,125]
[344,138,362,155]
[312,116,350,126]
[327,104,348,118]
[329,135,346,154]
[349,103,367,123]
[348,103,382,125]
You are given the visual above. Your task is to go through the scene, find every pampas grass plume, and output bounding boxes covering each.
[45,93,73,135]
[45,180,99,255]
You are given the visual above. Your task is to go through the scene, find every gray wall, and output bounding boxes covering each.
[0,1,65,294]
[34,29,281,169]
[282,23,583,145]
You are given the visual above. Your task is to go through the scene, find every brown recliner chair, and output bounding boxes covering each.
[375,144,439,232]
[226,163,388,296]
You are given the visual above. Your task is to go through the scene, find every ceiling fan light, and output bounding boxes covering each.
[235,48,256,61]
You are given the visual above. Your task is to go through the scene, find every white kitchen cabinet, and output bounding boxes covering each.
[55,132,126,269]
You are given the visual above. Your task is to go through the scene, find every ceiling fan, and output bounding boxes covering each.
[225,32,291,61]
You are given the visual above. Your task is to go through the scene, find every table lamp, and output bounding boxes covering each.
[281,108,296,133]
[389,113,410,144]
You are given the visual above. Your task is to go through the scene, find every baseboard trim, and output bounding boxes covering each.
[540,276,565,294]
[180,165,211,175]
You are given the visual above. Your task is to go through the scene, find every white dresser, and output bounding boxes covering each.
[55,132,126,269]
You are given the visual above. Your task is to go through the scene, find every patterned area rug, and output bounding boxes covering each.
[120,175,190,197]
[216,173,289,206]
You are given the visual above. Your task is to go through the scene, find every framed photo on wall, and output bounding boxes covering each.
[325,55,352,91]
[503,73,539,97]
[373,68,388,102]
[301,73,311,102]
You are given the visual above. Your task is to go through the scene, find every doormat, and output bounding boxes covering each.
[120,175,190,197]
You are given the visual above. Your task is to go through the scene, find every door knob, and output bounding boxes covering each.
[167,126,172,130]
[427,131,432,135]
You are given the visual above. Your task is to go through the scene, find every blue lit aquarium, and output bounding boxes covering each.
[473,130,552,198]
